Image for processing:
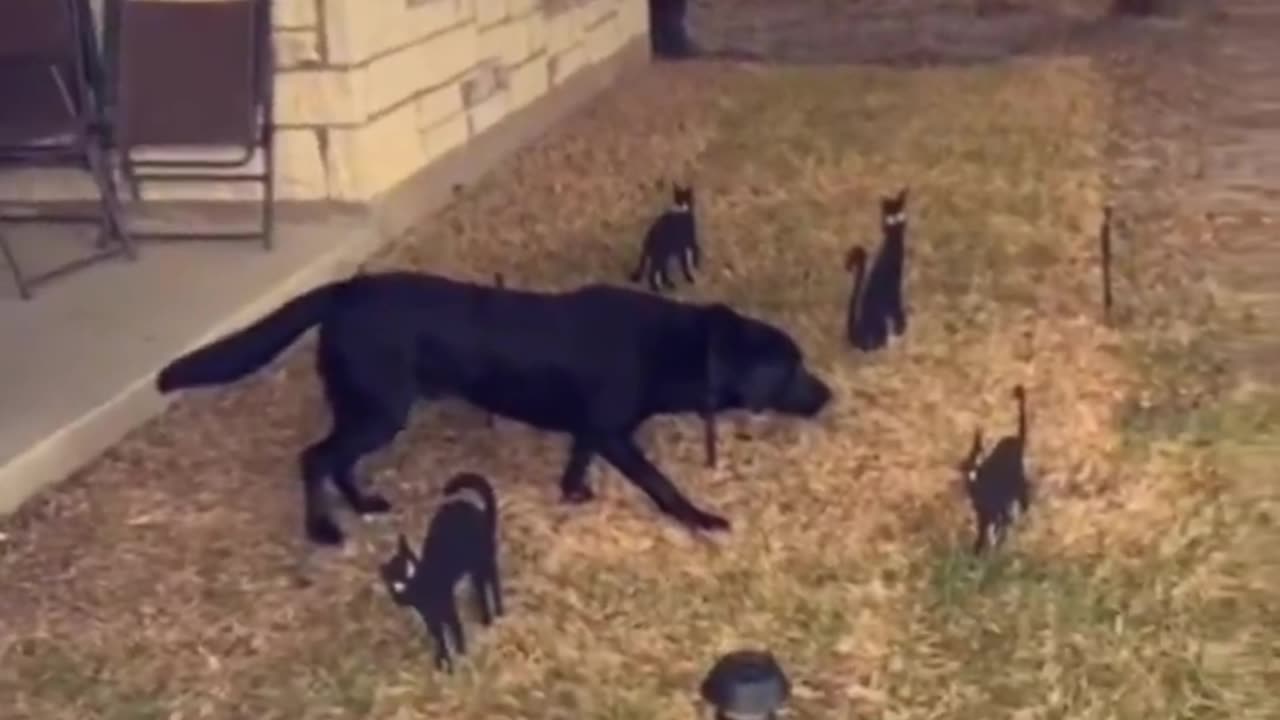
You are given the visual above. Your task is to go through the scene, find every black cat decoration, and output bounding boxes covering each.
[958,385,1033,554]
[846,188,910,352]
[380,473,504,672]
[629,184,702,292]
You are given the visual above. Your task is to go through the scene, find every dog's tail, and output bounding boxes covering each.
[156,282,343,393]
[444,472,497,535]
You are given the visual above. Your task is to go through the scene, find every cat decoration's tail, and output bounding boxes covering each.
[844,246,868,348]
[444,472,498,536]
[1012,385,1027,446]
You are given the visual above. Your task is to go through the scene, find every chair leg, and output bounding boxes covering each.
[261,146,275,252]
[0,231,33,300]
[87,143,137,260]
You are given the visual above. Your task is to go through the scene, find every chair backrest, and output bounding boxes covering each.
[113,0,271,148]
[0,0,78,61]
[0,0,96,150]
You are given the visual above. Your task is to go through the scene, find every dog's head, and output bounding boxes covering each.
[705,304,832,417]
[378,534,418,606]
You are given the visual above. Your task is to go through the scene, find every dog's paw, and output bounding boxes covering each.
[355,493,393,515]
[687,511,731,533]
[561,486,596,504]
[306,517,345,546]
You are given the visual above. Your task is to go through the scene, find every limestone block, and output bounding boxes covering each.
[467,89,511,138]
[273,128,329,200]
[546,7,583,55]
[524,9,548,54]
[507,0,538,16]
[324,0,474,66]
[506,56,548,110]
[416,82,465,131]
[275,68,367,126]
[274,28,323,69]
[363,23,479,117]
[478,17,531,67]
[421,112,471,165]
[327,103,427,200]
[584,11,621,63]
[617,0,648,37]
[274,0,317,29]
[548,43,586,86]
[476,0,508,27]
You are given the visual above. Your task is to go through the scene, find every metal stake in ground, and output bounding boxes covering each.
[1100,205,1114,322]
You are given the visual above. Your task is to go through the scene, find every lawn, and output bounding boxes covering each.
[1,57,1273,719]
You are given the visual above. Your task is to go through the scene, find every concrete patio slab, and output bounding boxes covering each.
[0,203,384,514]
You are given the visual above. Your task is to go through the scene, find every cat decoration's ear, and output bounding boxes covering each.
[960,427,984,480]
[896,186,909,204]
[396,534,414,561]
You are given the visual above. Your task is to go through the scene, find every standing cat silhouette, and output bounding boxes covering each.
[380,473,503,672]
[629,184,702,292]
[845,188,910,351]
[958,386,1032,554]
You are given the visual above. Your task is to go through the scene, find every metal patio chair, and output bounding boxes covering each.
[107,0,275,249]
[0,0,136,300]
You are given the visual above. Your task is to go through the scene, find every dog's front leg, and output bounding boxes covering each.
[559,436,597,504]
[598,435,730,532]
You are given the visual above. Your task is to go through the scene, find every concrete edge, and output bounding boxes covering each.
[0,38,652,516]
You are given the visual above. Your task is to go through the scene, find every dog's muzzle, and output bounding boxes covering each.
[771,369,831,417]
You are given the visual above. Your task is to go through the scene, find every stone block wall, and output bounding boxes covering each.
[274,0,650,201]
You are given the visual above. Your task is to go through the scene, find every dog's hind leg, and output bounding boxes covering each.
[327,414,406,517]
[598,435,729,532]
[300,438,344,545]
[559,436,598,504]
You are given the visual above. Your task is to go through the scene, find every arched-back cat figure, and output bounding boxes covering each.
[629,184,701,293]
[845,188,910,351]
[958,385,1032,554]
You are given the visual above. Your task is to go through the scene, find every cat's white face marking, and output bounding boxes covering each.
[404,561,416,579]
[391,580,406,593]
[673,201,692,212]
[966,468,979,484]
[885,212,907,226]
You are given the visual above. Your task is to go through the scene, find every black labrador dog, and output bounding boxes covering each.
[156,271,832,546]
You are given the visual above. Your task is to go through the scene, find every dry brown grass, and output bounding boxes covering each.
[0,57,1272,720]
